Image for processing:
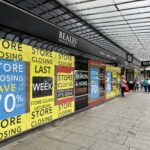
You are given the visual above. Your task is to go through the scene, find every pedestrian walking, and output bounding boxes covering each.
[143,78,148,92]
[134,79,140,91]
[148,78,150,92]
[140,78,144,90]
[120,75,127,97]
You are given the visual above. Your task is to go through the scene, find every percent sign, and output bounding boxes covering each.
[16,95,24,102]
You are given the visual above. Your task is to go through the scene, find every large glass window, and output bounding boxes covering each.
[88,60,106,106]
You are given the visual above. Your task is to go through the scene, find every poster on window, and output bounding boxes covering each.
[0,39,30,140]
[53,53,74,119]
[88,60,106,106]
[106,65,121,99]
[0,38,75,141]
[0,60,27,120]
[106,72,112,92]
[55,66,74,105]
[90,67,99,99]
[75,70,88,110]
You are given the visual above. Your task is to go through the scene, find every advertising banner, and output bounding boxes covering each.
[0,39,30,140]
[106,72,112,92]
[0,59,27,120]
[0,38,75,141]
[32,76,53,98]
[75,70,88,94]
[90,67,99,99]
[88,60,106,106]
[27,61,55,129]
[106,65,121,99]
[56,66,74,104]
[75,70,88,111]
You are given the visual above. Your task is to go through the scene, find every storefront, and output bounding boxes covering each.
[0,1,141,141]
[106,65,121,99]
[0,28,122,141]
[0,37,110,141]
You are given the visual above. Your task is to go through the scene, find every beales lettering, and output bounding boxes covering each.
[32,77,53,98]
[59,31,77,47]
[142,61,150,66]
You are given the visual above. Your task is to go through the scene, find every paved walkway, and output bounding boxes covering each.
[1,92,150,150]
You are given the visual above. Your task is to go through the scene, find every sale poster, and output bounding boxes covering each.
[54,55,75,119]
[74,57,89,111]
[75,70,88,111]
[26,61,55,129]
[90,67,99,99]
[106,72,112,92]
[0,59,27,120]
[0,39,30,140]
[106,65,121,99]
[88,60,106,106]
[0,38,75,141]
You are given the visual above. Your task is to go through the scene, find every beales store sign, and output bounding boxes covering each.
[141,61,150,66]
[58,31,77,47]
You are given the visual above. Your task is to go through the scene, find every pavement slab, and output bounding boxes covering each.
[1,92,150,150]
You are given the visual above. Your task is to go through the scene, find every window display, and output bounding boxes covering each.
[75,57,88,111]
[88,60,106,106]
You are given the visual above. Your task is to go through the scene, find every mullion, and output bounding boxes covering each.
[24,0,51,10]
[63,23,85,29]
[79,9,117,17]
[102,27,131,30]
[69,27,88,33]
[26,0,62,19]
[55,12,75,24]
[116,1,150,11]
[66,0,96,6]
[39,6,65,16]
[59,18,81,27]
[86,16,150,25]
[95,23,127,27]
[71,0,137,12]
[95,22,150,28]
[26,0,73,26]
[77,30,96,36]
[56,17,78,26]
[79,5,150,17]
[84,11,150,21]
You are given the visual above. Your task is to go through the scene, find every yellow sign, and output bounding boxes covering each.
[0,38,75,141]
[106,65,121,99]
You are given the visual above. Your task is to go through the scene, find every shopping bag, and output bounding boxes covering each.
[125,84,129,92]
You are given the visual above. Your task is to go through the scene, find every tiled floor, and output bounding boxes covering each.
[1,91,150,150]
